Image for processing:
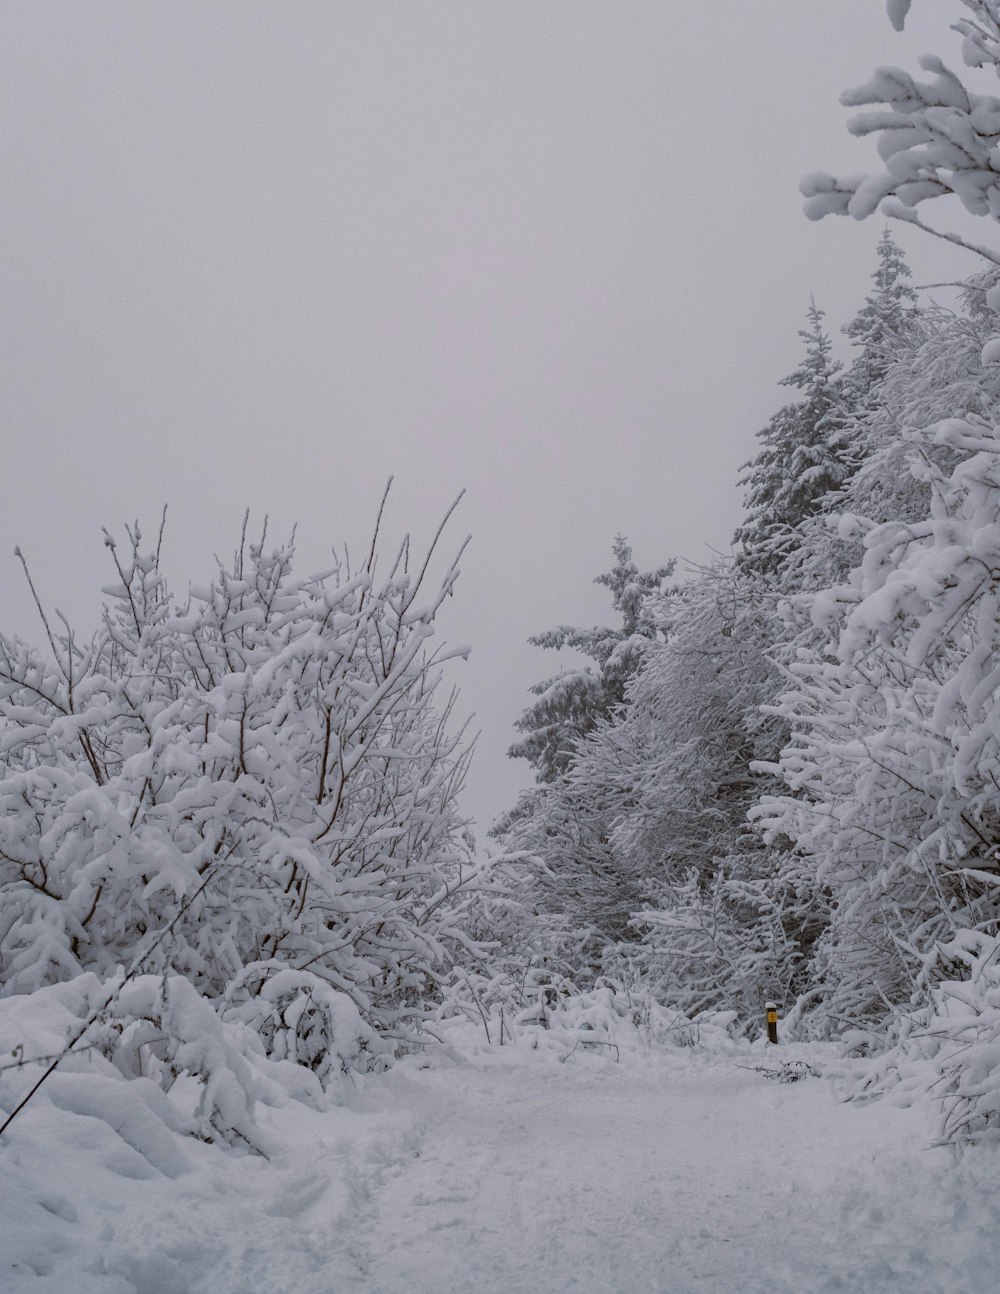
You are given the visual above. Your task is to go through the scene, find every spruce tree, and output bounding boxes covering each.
[492,538,673,978]
[843,227,918,395]
[507,537,674,783]
[735,302,849,576]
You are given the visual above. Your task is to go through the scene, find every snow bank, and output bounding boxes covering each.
[0,974,414,1291]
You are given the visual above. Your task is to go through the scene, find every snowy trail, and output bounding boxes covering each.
[6,1040,1000,1293]
[332,1046,1000,1294]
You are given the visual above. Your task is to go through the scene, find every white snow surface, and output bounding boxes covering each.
[3,1026,1000,1294]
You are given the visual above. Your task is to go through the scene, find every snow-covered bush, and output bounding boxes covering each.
[0,971,325,1156]
[0,501,485,1079]
[436,966,744,1059]
[222,966,385,1082]
[917,931,1000,1146]
[850,930,1000,1148]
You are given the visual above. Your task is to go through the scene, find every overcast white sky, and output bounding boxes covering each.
[0,1,989,832]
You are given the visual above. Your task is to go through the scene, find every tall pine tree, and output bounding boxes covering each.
[492,539,673,977]
[735,302,849,577]
[506,537,674,783]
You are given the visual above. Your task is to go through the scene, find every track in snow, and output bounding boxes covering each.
[333,1045,1000,1294]
[6,1040,1000,1292]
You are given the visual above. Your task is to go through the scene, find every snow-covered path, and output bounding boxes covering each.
[6,1038,1000,1293]
[337,1047,1000,1294]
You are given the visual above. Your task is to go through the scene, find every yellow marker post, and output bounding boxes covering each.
[765,1000,778,1045]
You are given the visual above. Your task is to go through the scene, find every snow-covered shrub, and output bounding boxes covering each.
[101,973,275,1150]
[0,971,322,1155]
[0,503,486,1076]
[532,981,746,1055]
[222,965,388,1079]
[435,957,570,1047]
[921,931,1000,1146]
[436,967,743,1059]
[620,866,815,1034]
[854,931,1000,1148]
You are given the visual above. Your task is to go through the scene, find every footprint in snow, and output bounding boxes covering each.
[264,1169,332,1218]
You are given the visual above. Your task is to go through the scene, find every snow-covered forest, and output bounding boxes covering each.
[494,0,1000,1139]
[7,1,1000,1290]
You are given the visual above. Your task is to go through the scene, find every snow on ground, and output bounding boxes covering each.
[3,1026,1000,1294]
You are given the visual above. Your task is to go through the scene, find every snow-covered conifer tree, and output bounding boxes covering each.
[506,537,674,783]
[754,369,1000,1029]
[802,1,1000,272]
[604,565,828,1026]
[735,303,851,576]
[492,539,674,977]
[773,234,923,601]
[843,228,919,394]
